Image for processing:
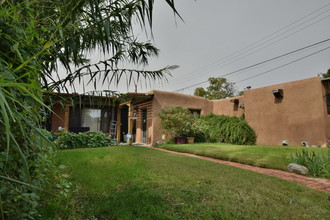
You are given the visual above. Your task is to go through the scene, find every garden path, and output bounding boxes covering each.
[148,146,330,193]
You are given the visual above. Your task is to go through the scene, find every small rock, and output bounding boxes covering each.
[320,143,328,148]
[152,141,163,146]
[301,141,309,147]
[287,163,309,175]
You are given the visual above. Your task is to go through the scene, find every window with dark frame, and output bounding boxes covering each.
[189,109,201,116]
[326,94,330,115]
[69,106,114,133]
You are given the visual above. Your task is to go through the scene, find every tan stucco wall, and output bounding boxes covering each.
[149,90,213,144]
[212,96,244,117]
[244,77,327,146]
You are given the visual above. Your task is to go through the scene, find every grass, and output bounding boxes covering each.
[40,146,330,219]
[158,143,330,173]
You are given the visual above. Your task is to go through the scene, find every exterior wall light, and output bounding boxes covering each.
[282,140,288,146]
[272,89,283,98]
[131,112,138,120]
[301,141,309,147]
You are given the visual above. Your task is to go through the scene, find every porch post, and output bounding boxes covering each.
[128,103,133,145]
[63,104,70,131]
[116,105,122,142]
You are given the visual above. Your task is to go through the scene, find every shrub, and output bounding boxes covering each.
[158,106,195,138]
[196,114,256,145]
[194,131,206,143]
[56,131,110,149]
[158,108,256,145]
[0,129,69,219]
[291,149,330,177]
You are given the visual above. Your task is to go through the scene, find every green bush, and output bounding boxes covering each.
[196,114,256,145]
[194,131,206,143]
[56,131,110,149]
[158,106,195,138]
[158,108,255,145]
[291,149,330,177]
[0,129,69,219]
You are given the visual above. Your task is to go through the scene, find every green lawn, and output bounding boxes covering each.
[158,143,330,172]
[41,146,329,219]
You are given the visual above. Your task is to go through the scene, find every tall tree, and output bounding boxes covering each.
[321,68,330,78]
[194,77,237,100]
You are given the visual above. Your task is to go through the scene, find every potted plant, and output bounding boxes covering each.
[187,123,197,144]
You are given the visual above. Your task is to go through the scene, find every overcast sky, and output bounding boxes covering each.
[71,0,330,95]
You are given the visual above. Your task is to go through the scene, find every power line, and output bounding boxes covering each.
[173,37,330,91]
[167,4,330,88]
[172,80,208,93]
[164,3,330,90]
[172,38,330,92]
[168,12,330,90]
[235,46,330,84]
[220,38,330,78]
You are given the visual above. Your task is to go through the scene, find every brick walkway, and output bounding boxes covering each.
[149,146,330,193]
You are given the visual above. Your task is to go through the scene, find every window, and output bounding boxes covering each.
[142,109,147,143]
[327,94,330,115]
[82,108,101,131]
[189,109,201,116]
[69,106,115,133]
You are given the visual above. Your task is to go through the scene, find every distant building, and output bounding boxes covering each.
[48,76,330,146]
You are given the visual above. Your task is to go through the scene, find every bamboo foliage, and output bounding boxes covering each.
[1,0,180,180]
[0,0,180,217]
[32,0,181,91]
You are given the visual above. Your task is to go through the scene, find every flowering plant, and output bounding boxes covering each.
[158,106,195,137]
[189,123,199,136]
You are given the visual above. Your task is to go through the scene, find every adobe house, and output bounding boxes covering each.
[48,76,330,146]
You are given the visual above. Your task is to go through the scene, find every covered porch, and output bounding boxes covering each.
[116,93,154,145]
[47,92,154,145]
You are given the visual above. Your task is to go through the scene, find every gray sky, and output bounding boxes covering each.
[70,0,330,95]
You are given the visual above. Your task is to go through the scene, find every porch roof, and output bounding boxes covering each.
[46,92,118,107]
[47,92,153,106]
[119,92,154,105]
